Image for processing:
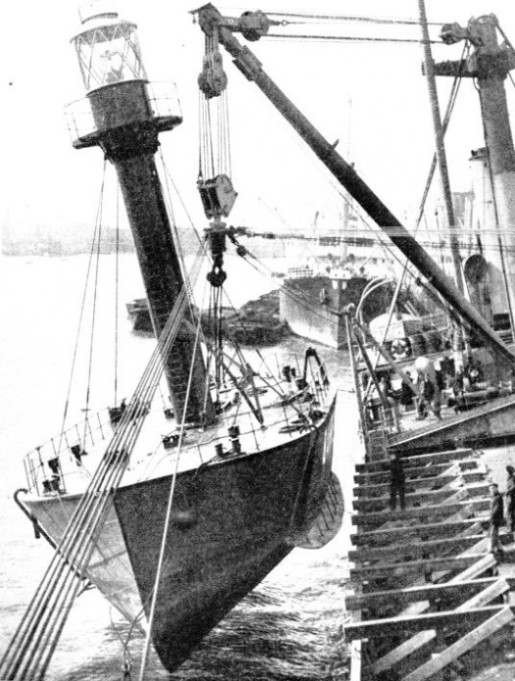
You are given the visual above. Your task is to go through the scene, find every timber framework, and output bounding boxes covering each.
[345,447,515,680]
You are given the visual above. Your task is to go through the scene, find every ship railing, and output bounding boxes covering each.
[358,317,451,363]
[415,312,449,334]
[64,97,97,144]
[145,81,182,122]
[286,267,314,279]
[137,405,313,481]
[304,358,331,404]
[25,382,328,492]
[64,81,182,147]
[23,408,114,496]
[364,401,400,441]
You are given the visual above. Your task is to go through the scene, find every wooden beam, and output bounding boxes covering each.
[449,552,497,580]
[354,460,481,485]
[353,471,486,497]
[345,577,510,611]
[402,607,513,681]
[350,516,487,546]
[352,499,489,528]
[344,605,504,640]
[349,534,487,564]
[374,630,436,676]
[354,448,474,473]
[371,562,501,673]
[350,553,489,581]
[349,640,362,681]
[352,484,489,513]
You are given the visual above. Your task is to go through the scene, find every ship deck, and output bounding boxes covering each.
[21,373,335,500]
[343,395,515,681]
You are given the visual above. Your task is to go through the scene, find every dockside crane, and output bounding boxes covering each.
[195,3,515,367]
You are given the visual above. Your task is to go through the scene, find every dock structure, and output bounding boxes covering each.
[388,394,515,454]
[344,446,515,680]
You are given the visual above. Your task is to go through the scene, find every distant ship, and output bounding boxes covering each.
[280,264,392,350]
[278,188,398,350]
[127,290,290,344]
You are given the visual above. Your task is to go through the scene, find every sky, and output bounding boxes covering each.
[2,0,515,240]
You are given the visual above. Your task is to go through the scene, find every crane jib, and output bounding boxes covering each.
[196,2,515,367]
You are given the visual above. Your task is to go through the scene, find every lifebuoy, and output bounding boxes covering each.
[391,339,411,360]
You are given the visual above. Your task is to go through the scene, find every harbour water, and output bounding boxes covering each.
[0,253,359,680]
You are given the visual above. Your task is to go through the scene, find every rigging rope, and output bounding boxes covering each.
[114,184,120,406]
[263,11,445,26]
[157,148,205,330]
[57,160,108,459]
[228,225,515,250]
[138,284,206,681]
[82,187,105,446]
[266,33,443,45]
[363,31,470,388]
[416,39,469,227]
[154,151,268,416]
[199,91,232,178]
[0,246,206,681]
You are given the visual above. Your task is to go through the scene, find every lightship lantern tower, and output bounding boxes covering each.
[67,0,214,424]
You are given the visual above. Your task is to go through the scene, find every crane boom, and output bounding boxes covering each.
[196,3,515,366]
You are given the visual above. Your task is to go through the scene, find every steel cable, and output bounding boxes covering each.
[18,272,202,678]
[138,287,206,681]
[0,248,205,680]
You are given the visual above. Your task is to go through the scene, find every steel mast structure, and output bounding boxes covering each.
[437,15,515,335]
[68,0,215,424]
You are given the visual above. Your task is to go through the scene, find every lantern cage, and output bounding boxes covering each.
[72,14,147,92]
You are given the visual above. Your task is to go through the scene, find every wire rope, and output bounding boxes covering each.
[266,33,442,45]
[365,27,469,382]
[263,11,445,27]
[114,183,120,407]
[82,187,104,446]
[138,283,206,681]
[56,159,108,458]
[0,248,206,680]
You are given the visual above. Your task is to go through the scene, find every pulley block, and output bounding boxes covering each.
[239,11,271,41]
[198,174,238,219]
[198,49,227,98]
[207,264,227,288]
[440,22,468,45]
[206,230,227,287]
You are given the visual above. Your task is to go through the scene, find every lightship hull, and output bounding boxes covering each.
[24,396,337,671]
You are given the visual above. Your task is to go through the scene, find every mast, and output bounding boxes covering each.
[437,15,515,334]
[197,4,515,366]
[67,1,214,424]
[418,0,463,294]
